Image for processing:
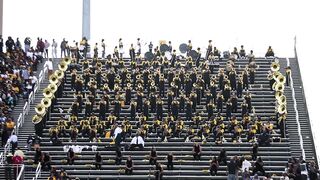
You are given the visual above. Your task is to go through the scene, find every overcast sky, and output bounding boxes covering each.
[3,0,320,161]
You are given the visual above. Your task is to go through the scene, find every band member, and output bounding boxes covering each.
[185,99,193,121]
[75,77,83,95]
[230,93,238,113]
[216,92,224,113]
[85,99,92,118]
[156,97,164,120]
[249,68,256,84]
[241,100,248,118]
[71,69,77,90]
[207,100,215,119]
[130,101,137,121]
[192,142,201,160]
[143,99,150,120]
[137,90,144,112]
[244,92,252,113]
[125,83,132,105]
[237,79,243,98]
[242,70,249,90]
[226,100,232,121]
[195,47,201,67]
[98,98,107,120]
[187,40,192,55]
[171,98,180,120]
[114,98,121,119]
[167,90,174,112]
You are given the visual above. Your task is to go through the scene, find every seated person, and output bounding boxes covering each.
[192,142,202,160]
[59,169,69,180]
[210,156,219,176]
[125,156,133,175]
[258,129,271,146]
[265,46,274,57]
[129,133,144,150]
[239,45,246,58]
[67,148,75,165]
[149,146,157,165]
[218,149,227,165]
[154,162,163,180]
[41,152,52,171]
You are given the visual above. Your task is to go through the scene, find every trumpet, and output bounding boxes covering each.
[55,70,64,79]
[148,74,153,79]
[49,74,59,84]
[126,74,131,79]
[58,62,68,71]
[41,97,52,108]
[271,62,280,72]
[43,87,54,98]
[35,103,46,115]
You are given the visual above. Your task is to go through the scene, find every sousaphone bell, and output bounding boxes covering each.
[58,62,68,71]
[41,97,52,108]
[49,74,59,84]
[35,103,46,116]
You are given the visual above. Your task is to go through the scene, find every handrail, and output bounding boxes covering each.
[286,57,305,160]
[0,63,48,164]
[0,152,3,166]
[33,162,42,180]
[16,164,25,180]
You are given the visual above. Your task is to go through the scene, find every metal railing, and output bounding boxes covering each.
[1,66,48,164]
[16,164,25,180]
[32,162,42,180]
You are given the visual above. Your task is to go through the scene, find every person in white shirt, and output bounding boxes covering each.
[44,40,50,59]
[129,134,144,150]
[52,39,57,59]
[29,73,38,90]
[113,124,123,147]
[7,132,18,154]
[242,158,252,179]
[44,58,54,79]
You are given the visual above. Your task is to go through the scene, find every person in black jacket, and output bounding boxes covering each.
[95,151,102,170]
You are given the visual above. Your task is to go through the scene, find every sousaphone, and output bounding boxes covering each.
[41,97,52,108]
[35,103,46,115]
[32,114,43,125]
[55,70,64,79]
[160,44,170,53]
[58,62,68,71]
[179,43,188,54]
[49,74,59,84]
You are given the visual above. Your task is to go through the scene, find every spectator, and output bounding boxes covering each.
[129,133,144,150]
[14,147,25,160]
[0,35,3,53]
[7,132,18,154]
[67,147,75,165]
[227,157,238,180]
[193,142,201,160]
[24,37,31,52]
[149,146,157,165]
[52,39,57,59]
[41,152,52,171]
[210,156,219,176]
[44,40,50,59]
[5,153,13,180]
[95,151,102,170]
[44,58,53,79]
[308,161,319,180]
[34,147,42,164]
[60,38,67,58]
[241,158,251,179]
[125,156,133,175]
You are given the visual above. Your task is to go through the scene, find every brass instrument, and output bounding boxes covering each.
[62,57,71,65]
[271,62,280,72]
[276,74,286,84]
[126,74,131,79]
[276,95,286,105]
[41,97,52,108]
[32,114,43,125]
[49,74,59,84]
[58,62,68,71]
[275,83,284,92]
[35,104,46,115]
[55,70,64,79]
[275,91,283,97]
[136,74,141,79]
[43,87,54,98]
[48,83,58,93]
[277,104,287,114]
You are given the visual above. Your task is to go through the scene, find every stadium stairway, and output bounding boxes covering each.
[1,59,60,180]
[20,57,294,180]
[279,58,317,162]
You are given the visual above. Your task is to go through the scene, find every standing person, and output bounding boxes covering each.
[155,162,163,180]
[95,151,102,170]
[44,58,54,79]
[5,153,13,180]
[60,38,67,58]
[44,40,50,59]
[67,148,75,165]
[94,43,98,58]
[252,143,258,161]
[227,157,238,180]
[119,38,124,58]
[24,37,31,52]
[192,142,202,160]
[52,39,57,59]
[167,152,174,170]
[7,132,18,154]
[101,39,106,58]
[0,35,3,53]
[15,38,22,50]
